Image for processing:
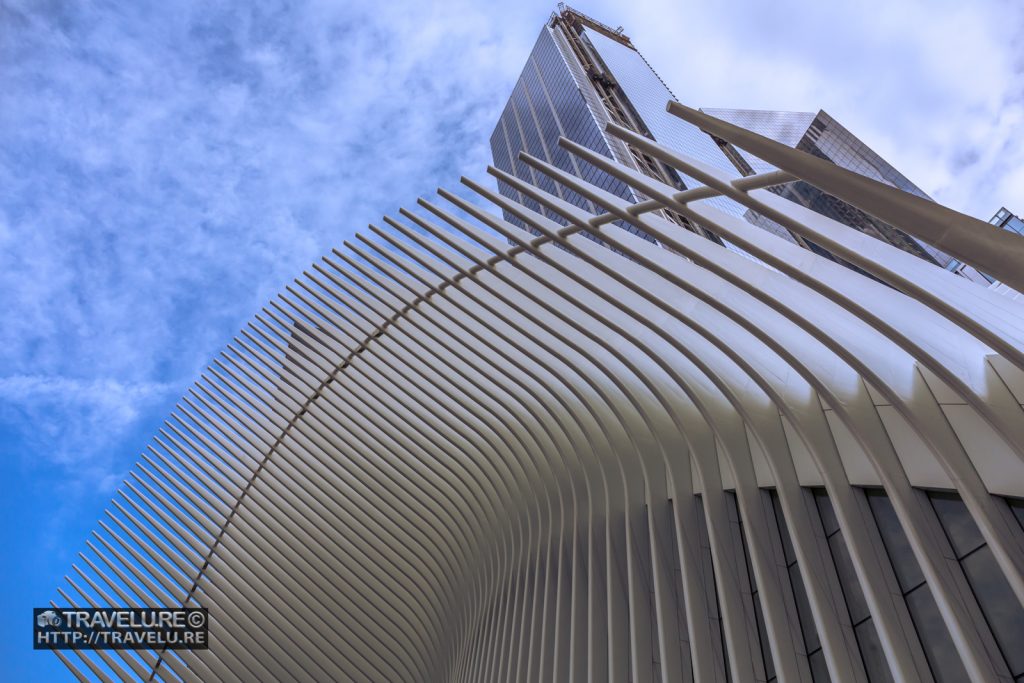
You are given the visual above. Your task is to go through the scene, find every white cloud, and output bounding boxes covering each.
[0,0,546,495]
[0,0,1019,500]
[589,0,1024,218]
[0,374,173,465]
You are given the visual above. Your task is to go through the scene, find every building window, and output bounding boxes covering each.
[812,489,894,682]
[929,492,1024,678]
[864,490,969,683]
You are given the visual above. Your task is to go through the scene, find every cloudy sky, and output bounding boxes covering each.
[1,0,1020,677]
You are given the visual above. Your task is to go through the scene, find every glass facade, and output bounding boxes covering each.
[489,25,655,245]
[765,490,828,682]
[705,107,960,271]
[944,207,1024,285]
[811,490,896,683]
[489,8,753,249]
[990,207,1024,237]
[492,8,972,281]
[686,485,1024,683]
[928,492,1024,680]
[692,494,730,681]
[580,30,749,224]
[863,489,969,682]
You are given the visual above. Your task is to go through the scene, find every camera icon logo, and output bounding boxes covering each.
[36,610,62,628]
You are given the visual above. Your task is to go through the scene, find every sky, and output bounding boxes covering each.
[1,0,1021,678]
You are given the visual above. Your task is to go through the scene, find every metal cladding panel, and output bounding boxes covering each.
[50,103,1024,683]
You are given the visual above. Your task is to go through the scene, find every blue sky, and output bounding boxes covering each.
[1,0,1020,678]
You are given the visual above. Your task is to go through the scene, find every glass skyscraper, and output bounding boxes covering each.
[489,5,747,247]
[949,206,1024,287]
[492,5,968,278]
[703,107,960,273]
[990,206,1024,237]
